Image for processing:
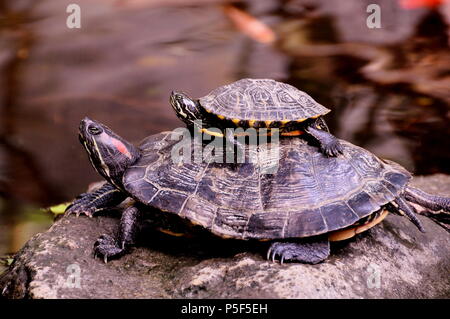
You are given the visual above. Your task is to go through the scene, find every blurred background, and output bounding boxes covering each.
[0,0,449,266]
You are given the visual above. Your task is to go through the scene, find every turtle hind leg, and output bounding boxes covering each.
[94,205,142,262]
[392,196,425,233]
[404,186,450,212]
[403,186,450,232]
[267,236,330,264]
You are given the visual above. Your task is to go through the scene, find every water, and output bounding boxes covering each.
[1,0,449,257]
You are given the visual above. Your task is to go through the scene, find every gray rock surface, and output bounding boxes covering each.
[1,175,449,299]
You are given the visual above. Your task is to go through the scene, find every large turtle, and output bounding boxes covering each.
[66,118,450,264]
[170,78,343,157]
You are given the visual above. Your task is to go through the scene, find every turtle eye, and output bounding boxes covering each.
[88,125,102,135]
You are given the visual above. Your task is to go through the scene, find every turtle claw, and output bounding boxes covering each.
[64,190,103,217]
[266,245,281,263]
[321,140,343,157]
[267,240,330,264]
[84,210,94,218]
[65,200,96,218]
[93,234,125,263]
[267,242,284,263]
[65,207,94,218]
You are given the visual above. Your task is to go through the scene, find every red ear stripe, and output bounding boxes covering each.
[111,138,132,159]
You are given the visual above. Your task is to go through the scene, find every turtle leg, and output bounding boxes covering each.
[391,196,425,232]
[404,186,450,212]
[403,186,450,231]
[65,183,127,217]
[304,118,343,157]
[94,205,142,262]
[267,235,330,264]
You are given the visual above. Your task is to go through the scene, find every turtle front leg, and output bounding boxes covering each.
[304,118,343,157]
[65,183,127,217]
[94,205,142,262]
[267,236,330,264]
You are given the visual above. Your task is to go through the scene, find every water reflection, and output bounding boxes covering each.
[0,0,449,256]
[0,199,53,257]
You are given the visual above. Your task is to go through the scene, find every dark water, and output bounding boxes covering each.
[0,0,449,256]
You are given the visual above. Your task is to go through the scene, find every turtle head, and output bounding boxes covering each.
[78,118,140,186]
[169,91,202,126]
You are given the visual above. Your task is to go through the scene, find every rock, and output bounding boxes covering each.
[1,175,449,299]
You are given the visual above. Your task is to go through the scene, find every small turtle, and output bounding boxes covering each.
[170,78,343,157]
[66,118,450,264]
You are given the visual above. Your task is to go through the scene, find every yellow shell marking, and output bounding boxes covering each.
[281,130,303,136]
[232,118,240,125]
[328,210,389,242]
[248,120,256,127]
[201,128,225,137]
[296,118,307,123]
[265,120,272,127]
[217,114,225,120]
[158,228,186,237]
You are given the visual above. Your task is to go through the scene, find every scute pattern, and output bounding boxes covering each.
[123,132,411,240]
[199,78,330,121]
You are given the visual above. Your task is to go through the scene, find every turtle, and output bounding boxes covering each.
[66,118,450,264]
[169,78,344,157]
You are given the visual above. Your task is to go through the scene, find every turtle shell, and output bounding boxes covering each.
[122,132,411,240]
[199,78,330,122]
